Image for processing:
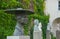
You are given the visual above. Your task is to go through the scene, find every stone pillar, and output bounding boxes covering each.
[56,30,60,39]
[46,30,51,39]
[33,31,42,39]
[46,23,51,39]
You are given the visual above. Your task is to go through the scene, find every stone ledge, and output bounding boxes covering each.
[7,36,30,39]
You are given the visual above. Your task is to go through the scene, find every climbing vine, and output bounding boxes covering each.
[21,0,49,39]
[0,0,21,9]
[0,0,49,39]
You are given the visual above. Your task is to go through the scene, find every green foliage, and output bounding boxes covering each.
[0,0,49,39]
[22,0,30,9]
[0,0,22,9]
[24,0,49,39]
[29,14,49,39]
[23,24,29,35]
[0,10,16,39]
[33,0,45,15]
[30,26,34,39]
[17,0,49,39]
[0,0,22,39]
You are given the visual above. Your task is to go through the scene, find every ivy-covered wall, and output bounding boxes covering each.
[0,0,20,39]
[23,0,49,39]
[0,0,49,39]
[0,0,22,9]
[0,10,16,39]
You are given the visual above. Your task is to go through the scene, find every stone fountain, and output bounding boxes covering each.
[4,8,34,36]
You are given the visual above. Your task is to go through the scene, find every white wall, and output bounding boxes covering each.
[45,0,60,36]
[45,0,60,23]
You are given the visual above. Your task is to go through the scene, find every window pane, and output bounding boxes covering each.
[58,7,60,10]
[58,1,60,10]
[59,1,60,4]
[59,5,60,7]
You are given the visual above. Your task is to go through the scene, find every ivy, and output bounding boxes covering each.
[0,0,21,9]
[0,0,49,39]
[0,10,16,39]
[21,0,49,39]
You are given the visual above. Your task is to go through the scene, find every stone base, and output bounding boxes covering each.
[7,36,30,39]
[46,30,51,39]
[33,31,42,39]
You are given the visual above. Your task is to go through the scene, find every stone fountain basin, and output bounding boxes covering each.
[4,8,34,15]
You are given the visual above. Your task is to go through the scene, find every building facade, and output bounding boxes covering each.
[45,0,60,37]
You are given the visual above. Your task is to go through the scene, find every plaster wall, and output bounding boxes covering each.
[45,0,60,36]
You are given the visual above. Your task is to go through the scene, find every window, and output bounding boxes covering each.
[58,1,60,10]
